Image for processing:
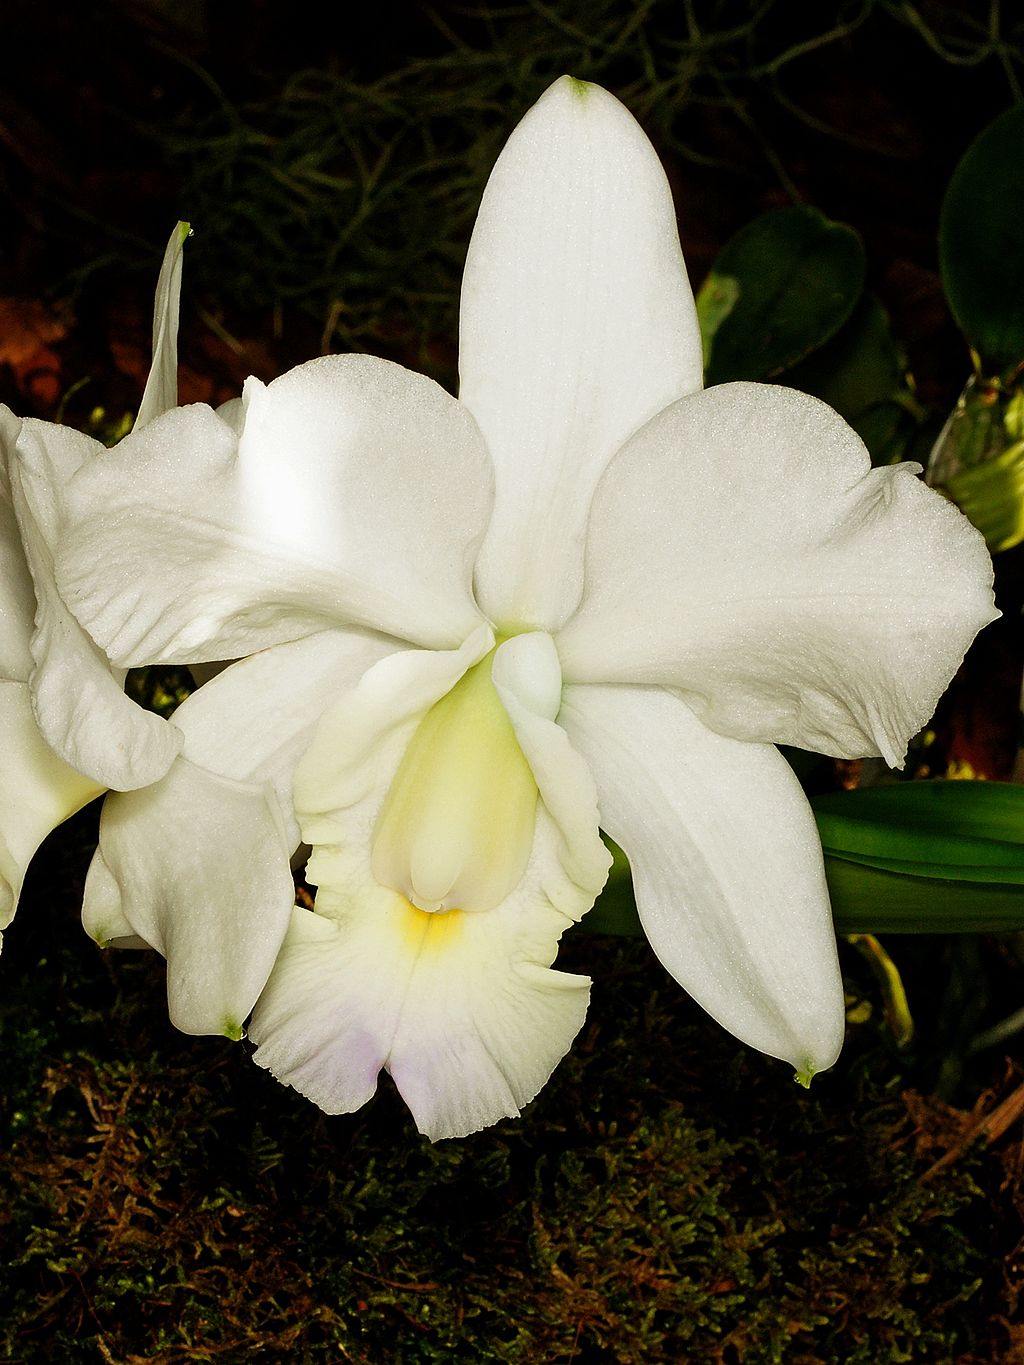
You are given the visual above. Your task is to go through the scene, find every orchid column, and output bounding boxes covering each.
[22,78,997,1139]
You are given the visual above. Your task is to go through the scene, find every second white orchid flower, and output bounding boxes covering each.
[21,78,997,1139]
[0,223,193,945]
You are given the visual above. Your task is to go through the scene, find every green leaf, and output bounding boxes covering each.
[940,103,1024,380]
[812,781,1024,851]
[698,205,866,385]
[926,376,1024,552]
[815,782,1024,933]
[581,782,1024,939]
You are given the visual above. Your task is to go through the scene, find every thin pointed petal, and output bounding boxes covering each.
[561,683,845,1077]
[135,221,191,431]
[461,75,702,632]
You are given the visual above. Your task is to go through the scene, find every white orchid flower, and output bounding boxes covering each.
[0,224,191,940]
[28,78,996,1139]
[0,406,102,939]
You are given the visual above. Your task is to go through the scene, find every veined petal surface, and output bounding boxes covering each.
[558,383,998,766]
[251,630,601,1139]
[54,355,492,667]
[13,420,183,788]
[461,75,702,633]
[561,683,845,1078]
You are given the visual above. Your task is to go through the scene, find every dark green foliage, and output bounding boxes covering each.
[940,104,1024,380]
[698,206,865,385]
[783,294,917,466]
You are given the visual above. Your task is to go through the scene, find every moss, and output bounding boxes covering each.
[0,873,1012,1362]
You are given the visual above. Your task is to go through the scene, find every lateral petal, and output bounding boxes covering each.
[560,682,845,1079]
[53,355,491,667]
[558,383,997,765]
[461,75,702,633]
[12,419,183,788]
[0,408,103,932]
[176,627,396,848]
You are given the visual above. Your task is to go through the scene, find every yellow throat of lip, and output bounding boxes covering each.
[370,647,539,914]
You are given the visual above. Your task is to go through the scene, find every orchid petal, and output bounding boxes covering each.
[81,627,396,1029]
[54,356,491,668]
[12,419,183,787]
[294,625,495,853]
[558,383,997,766]
[250,629,597,1138]
[134,221,190,432]
[250,885,590,1142]
[175,627,396,848]
[80,849,149,949]
[561,683,845,1079]
[84,758,294,1038]
[0,407,36,681]
[461,75,702,633]
[0,678,102,937]
[0,409,103,931]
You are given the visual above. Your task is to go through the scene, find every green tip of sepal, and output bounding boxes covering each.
[177,221,192,243]
[565,76,590,99]
[794,1064,816,1089]
[222,1018,244,1042]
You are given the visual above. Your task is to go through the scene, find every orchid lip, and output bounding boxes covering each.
[371,642,540,914]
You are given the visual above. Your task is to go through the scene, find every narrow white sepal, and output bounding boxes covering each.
[462,75,703,632]
[561,682,846,1079]
[135,221,191,431]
